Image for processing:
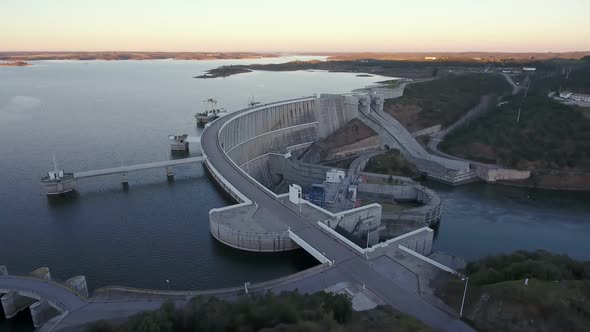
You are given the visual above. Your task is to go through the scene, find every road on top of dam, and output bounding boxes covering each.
[199,98,474,332]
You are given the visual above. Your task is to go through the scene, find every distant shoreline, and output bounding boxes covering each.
[2,51,589,63]
[0,52,279,62]
[0,61,30,67]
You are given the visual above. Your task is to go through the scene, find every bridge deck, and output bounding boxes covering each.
[74,156,205,179]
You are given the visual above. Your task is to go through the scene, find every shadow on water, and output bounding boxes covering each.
[430,222,440,240]
[169,150,190,159]
[46,191,80,208]
[210,238,318,272]
[0,309,34,332]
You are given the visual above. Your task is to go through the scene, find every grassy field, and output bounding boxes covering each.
[436,251,590,332]
[383,73,512,131]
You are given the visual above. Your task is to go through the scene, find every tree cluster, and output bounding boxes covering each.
[466,250,590,286]
[88,291,357,332]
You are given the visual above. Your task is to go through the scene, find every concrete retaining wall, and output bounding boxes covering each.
[411,124,441,138]
[327,136,381,160]
[209,215,297,252]
[317,221,434,258]
[269,157,341,190]
[475,166,531,182]
[358,183,442,226]
[395,230,434,256]
[333,204,382,244]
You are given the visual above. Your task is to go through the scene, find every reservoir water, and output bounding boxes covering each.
[0,57,589,328]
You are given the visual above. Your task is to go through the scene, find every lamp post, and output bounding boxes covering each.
[166,279,170,291]
[365,224,370,249]
[459,276,469,317]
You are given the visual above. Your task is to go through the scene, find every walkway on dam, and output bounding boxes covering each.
[74,156,205,179]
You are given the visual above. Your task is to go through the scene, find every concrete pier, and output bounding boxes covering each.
[30,300,60,328]
[31,267,51,280]
[166,166,174,179]
[66,276,89,298]
[74,156,204,179]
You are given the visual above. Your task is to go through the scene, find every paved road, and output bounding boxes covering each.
[501,72,522,96]
[347,150,382,177]
[427,72,522,169]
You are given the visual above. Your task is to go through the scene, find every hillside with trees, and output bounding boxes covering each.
[436,251,590,332]
[383,73,512,132]
[88,291,431,332]
[440,62,590,189]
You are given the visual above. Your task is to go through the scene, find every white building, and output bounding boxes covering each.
[326,169,345,183]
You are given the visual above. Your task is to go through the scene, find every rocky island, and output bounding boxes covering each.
[195,65,253,78]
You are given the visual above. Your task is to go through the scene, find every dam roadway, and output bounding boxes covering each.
[2,98,473,331]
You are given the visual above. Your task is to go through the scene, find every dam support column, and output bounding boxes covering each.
[0,266,6,319]
[2,267,52,318]
[166,166,174,179]
[66,276,89,298]
[358,95,370,114]
[371,94,384,113]
[29,300,60,328]
[1,291,35,319]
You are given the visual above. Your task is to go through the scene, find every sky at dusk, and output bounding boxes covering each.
[2,0,589,52]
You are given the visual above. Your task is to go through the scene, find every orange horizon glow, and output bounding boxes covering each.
[2,0,589,53]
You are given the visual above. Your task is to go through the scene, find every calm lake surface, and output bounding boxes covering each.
[0,57,589,327]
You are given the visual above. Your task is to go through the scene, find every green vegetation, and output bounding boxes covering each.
[383,73,511,131]
[364,150,420,178]
[466,250,590,284]
[436,251,590,332]
[87,291,430,332]
[441,89,590,171]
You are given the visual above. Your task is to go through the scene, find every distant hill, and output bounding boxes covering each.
[326,51,590,62]
[0,51,278,61]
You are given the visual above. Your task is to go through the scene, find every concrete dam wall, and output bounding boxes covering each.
[219,95,361,190]
[208,96,387,252]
